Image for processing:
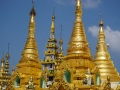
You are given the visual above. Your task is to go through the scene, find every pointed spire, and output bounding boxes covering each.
[30,0,36,16]
[51,7,55,34]
[12,66,15,75]
[44,10,58,57]
[94,13,110,60]
[99,12,104,27]
[20,1,39,62]
[12,66,15,72]
[65,0,93,84]
[1,51,5,72]
[75,0,82,22]
[12,62,15,75]
[5,58,9,70]
[4,43,11,83]
[76,0,81,6]
[67,0,92,60]
[41,10,58,87]
[57,25,64,64]
[59,25,64,53]
[12,59,15,74]
[5,43,10,59]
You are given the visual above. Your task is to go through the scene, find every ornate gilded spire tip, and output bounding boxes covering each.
[59,25,63,45]
[76,0,82,7]
[32,0,34,5]
[30,0,36,16]
[1,51,5,62]
[60,25,62,37]
[99,12,104,26]
[6,43,10,59]
[52,7,55,19]
[12,59,15,71]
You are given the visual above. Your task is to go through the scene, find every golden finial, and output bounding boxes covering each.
[59,25,63,52]
[52,7,55,20]
[1,51,4,62]
[100,11,102,18]
[12,66,15,71]
[6,43,10,59]
[59,25,63,44]
[12,59,15,71]
[99,12,104,26]
[51,8,55,34]
[53,7,55,15]
[75,0,82,22]
[76,0,81,7]
[12,59,15,75]
[30,0,36,16]
[32,0,34,5]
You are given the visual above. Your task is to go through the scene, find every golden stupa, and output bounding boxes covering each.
[94,18,120,82]
[6,4,42,90]
[0,0,119,90]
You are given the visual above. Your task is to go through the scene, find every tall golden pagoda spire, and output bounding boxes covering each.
[67,0,91,59]
[7,2,42,89]
[20,2,39,63]
[65,0,94,87]
[41,11,58,88]
[94,14,120,82]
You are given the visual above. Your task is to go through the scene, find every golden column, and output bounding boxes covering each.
[65,0,95,86]
[94,18,120,82]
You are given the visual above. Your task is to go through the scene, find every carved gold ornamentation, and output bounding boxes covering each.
[4,0,120,90]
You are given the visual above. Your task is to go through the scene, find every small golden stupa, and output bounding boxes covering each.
[94,18,120,82]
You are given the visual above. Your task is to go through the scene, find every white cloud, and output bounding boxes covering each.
[88,26,99,37]
[82,0,101,8]
[88,26,120,53]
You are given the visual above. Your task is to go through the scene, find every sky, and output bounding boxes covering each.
[0,0,120,73]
